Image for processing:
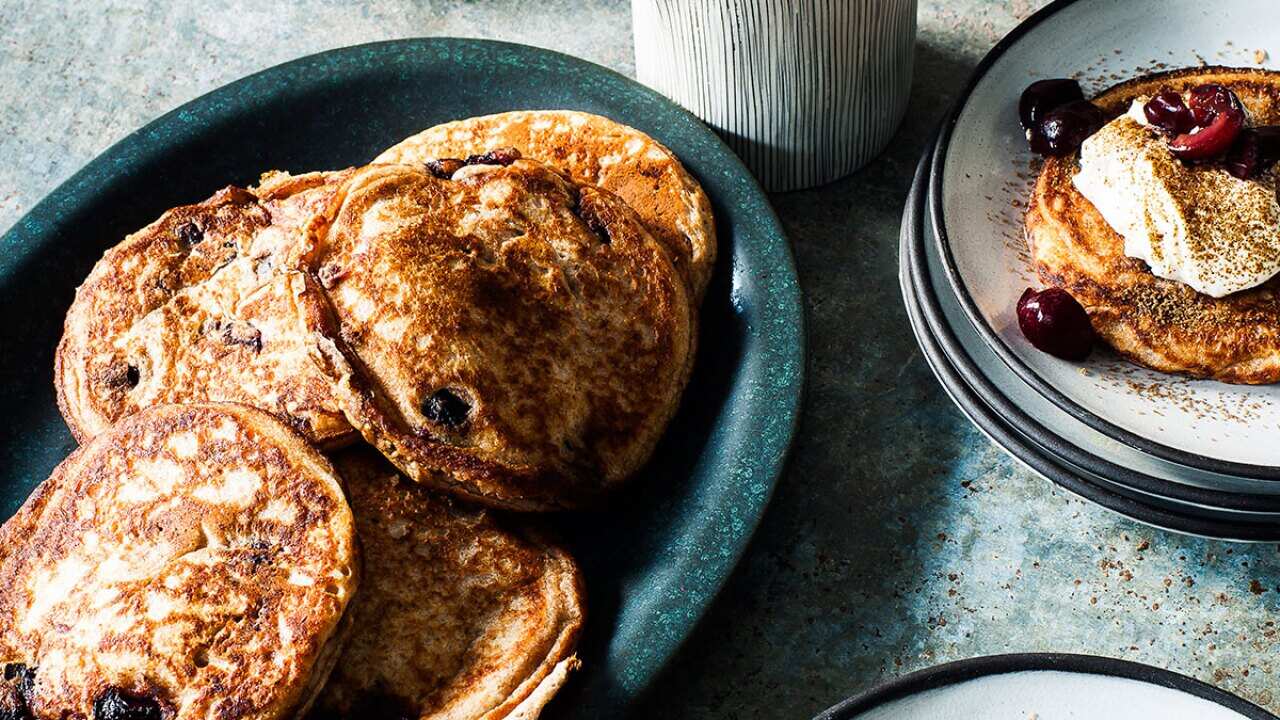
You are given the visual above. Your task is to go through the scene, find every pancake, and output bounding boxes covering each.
[0,403,359,720]
[1027,67,1280,383]
[299,160,695,510]
[312,448,583,720]
[375,110,717,300]
[56,175,356,446]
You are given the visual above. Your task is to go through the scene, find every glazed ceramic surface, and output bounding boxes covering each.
[932,0,1280,474]
[817,655,1274,720]
[0,39,804,717]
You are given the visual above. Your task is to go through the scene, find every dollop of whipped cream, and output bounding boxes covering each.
[1072,99,1280,297]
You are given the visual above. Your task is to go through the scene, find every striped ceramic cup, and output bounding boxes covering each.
[633,0,917,191]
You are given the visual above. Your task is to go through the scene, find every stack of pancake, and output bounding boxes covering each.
[0,111,714,720]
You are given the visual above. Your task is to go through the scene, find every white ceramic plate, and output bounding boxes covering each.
[904,150,1280,540]
[815,655,1273,720]
[916,140,1280,505]
[931,0,1280,476]
[921,165,1280,505]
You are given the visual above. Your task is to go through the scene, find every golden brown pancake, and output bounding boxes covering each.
[56,176,356,447]
[298,160,695,510]
[312,448,583,720]
[0,403,359,720]
[1028,67,1280,383]
[376,110,717,300]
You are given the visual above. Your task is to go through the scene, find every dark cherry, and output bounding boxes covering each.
[1225,126,1280,179]
[1256,126,1280,165]
[93,688,161,720]
[1142,89,1195,135]
[1018,78,1084,130]
[464,147,522,166]
[219,321,263,353]
[1016,287,1094,361]
[422,388,471,429]
[104,362,141,390]
[1187,83,1241,126]
[174,221,203,247]
[1226,129,1261,179]
[0,663,34,720]
[1169,106,1244,160]
[573,192,612,244]
[1029,100,1106,157]
[1167,84,1246,161]
[425,158,464,178]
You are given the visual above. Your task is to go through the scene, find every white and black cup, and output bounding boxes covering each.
[633,0,917,191]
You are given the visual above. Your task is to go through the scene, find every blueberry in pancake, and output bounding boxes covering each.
[56,174,356,447]
[299,159,695,510]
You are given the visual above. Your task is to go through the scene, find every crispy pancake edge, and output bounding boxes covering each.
[314,448,584,720]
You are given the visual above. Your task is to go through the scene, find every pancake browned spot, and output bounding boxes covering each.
[298,161,695,510]
[1027,66,1280,383]
[376,110,717,301]
[56,174,356,447]
[0,403,359,720]
[311,448,583,720]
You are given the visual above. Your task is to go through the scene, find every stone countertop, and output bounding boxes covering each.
[2,0,1277,717]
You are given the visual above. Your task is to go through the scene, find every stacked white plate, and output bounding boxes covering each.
[904,0,1280,540]
[815,654,1275,720]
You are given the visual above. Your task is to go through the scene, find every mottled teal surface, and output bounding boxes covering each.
[2,1,1280,718]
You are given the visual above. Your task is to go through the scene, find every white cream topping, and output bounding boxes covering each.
[1072,99,1280,297]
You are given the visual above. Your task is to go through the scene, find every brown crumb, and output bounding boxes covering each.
[1256,49,1269,65]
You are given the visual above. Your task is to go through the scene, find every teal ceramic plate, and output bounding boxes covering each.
[0,39,803,717]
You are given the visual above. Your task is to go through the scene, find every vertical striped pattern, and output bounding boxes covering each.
[633,0,917,192]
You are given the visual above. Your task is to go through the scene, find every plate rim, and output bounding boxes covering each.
[926,0,1280,480]
[908,235,1280,540]
[0,37,806,713]
[903,144,1280,541]
[813,652,1278,720]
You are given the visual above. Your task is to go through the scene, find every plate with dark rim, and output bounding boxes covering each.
[929,0,1280,479]
[0,38,804,717]
[915,142,1280,515]
[903,146,1280,541]
[814,653,1276,720]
